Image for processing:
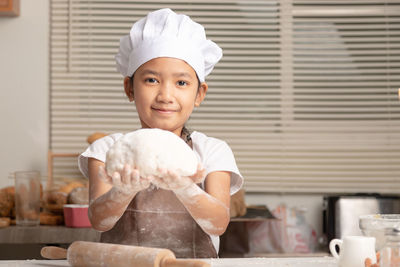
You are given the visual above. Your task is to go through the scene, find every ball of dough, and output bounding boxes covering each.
[68,187,89,205]
[105,128,198,183]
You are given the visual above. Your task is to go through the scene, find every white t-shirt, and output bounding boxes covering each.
[78,130,244,253]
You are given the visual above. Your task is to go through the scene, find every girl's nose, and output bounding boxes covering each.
[156,83,174,103]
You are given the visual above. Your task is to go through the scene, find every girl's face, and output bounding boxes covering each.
[125,57,208,136]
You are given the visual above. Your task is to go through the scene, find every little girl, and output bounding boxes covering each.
[78,8,243,258]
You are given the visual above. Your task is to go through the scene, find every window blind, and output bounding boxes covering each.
[50,0,400,193]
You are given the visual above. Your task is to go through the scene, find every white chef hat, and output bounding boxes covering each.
[115,8,222,82]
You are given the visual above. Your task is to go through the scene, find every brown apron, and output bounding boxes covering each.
[100,186,218,258]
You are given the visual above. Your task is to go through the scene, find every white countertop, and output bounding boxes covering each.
[0,257,338,267]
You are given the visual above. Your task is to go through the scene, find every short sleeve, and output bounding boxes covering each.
[78,133,123,178]
[191,132,244,195]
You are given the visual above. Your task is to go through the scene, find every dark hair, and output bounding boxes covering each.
[181,126,193,149]
[181,125,191,142]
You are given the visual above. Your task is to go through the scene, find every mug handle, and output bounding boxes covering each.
[329,238,343,259]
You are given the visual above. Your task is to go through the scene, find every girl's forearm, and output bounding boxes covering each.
[88,187,138,232]
[174,183,230,236]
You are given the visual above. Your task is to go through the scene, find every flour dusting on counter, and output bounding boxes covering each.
[208,257,337,267]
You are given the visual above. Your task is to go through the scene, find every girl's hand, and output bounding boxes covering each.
[99,164,150,194]
[365,252,380,267]
[151,164,205,191]
[189,164,205,184]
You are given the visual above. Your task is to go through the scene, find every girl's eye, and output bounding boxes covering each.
[177,80,187,86]
[145,78,158,84]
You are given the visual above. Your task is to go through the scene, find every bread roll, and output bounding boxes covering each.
[0,187,15,217]
[87,132,107,144]
[59,181,85,194]
[230,189,247,217]
[0,217,10,228]
[47,191,68,206]
[68,187,89,205]
[40,212,64,225]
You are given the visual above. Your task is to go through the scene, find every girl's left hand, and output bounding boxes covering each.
[189,164,205,184]
[151,164,205,190]
[365,252,380,267]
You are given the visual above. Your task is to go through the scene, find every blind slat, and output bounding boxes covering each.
[50,0,400,193]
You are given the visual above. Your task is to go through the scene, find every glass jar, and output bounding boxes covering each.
[379,228,400,267]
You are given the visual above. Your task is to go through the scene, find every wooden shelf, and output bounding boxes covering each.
[0,225,100,244]
[0,0,19,17]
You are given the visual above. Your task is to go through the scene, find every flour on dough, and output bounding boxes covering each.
[105,128,199,187]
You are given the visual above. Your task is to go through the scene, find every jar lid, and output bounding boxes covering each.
[384,227,400,236]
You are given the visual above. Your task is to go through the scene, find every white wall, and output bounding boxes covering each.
[0,0,49,188]
[0,0,328,245]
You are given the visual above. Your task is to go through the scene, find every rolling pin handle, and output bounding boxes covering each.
[40,246,68,260]
[161,258,210,267]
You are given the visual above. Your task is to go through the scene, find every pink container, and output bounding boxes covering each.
[63,204,91,228]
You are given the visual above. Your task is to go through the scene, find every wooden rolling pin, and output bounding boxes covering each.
[41,241,210,267]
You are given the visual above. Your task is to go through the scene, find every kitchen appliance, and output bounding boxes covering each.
[323,194,400,244]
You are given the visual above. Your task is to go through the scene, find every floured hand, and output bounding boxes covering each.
[365,252,380,267]
[189,164,206,184]
[99,164,150,194]
[150,164,205,190]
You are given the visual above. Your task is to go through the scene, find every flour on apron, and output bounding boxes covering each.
[100,186,217,258]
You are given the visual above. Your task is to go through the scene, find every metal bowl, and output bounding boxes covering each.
[359,214,400,250]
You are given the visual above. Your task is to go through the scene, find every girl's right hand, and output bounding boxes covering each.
[98,164,150,194]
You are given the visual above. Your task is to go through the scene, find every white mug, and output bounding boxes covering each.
[329,236,376,267]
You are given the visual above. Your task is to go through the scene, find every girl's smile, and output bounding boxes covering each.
[152,106,178,114]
